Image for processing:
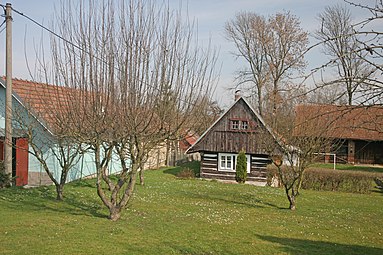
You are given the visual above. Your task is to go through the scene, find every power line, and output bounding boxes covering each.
[0,19,5,29]
[0,19,5,34]
[10,7,89,56]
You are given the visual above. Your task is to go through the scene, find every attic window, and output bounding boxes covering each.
[231,120,239,130]
[230,119,249,130]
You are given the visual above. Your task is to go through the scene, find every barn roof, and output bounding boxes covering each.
[294,104,383,141]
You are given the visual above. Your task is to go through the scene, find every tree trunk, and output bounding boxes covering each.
[56,184,64,201]
[108,206,121,221]
[139,168,144,186]
[165,140,170,166]
[272,81,278,128]
[257,84,263,116]
[288,194,296,210]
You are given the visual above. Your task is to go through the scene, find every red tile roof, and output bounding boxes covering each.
[179,131,199,152]
[4,78,77,130]
[294,104,383,141]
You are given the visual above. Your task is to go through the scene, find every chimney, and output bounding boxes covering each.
[234,90,241,101]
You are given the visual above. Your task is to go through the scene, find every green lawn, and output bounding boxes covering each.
[311,163,383,173]
[0,165,382,255]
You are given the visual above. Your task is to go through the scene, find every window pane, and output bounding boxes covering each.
[227,156,232,169]
[231,120,239,129]
[220,156,225,168]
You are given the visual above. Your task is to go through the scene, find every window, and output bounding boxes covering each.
[230,119,250,130]
[220,155,233,170]
[241,121,248,130]
[219,153,250,173]
[231,120,239,130]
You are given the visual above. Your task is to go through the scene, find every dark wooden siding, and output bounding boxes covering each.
[201,153,218,171]
[190,99,274,154]
[200,152,269,182]
[321,139,383,164]
[355,141,383,164]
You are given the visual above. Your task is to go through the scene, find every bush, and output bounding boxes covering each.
[177,161,200,177]
[176,168,196,179]
[0,160,13,188]
[302,168,382,194]
[235,150,247,183]
[0,172,13,189]
[266,166,280,187]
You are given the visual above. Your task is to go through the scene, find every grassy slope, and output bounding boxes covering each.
[0,166,382,255]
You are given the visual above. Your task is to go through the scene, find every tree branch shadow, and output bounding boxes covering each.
[0,185,106,219]
[180,189,287,209]
[256,234,383,255]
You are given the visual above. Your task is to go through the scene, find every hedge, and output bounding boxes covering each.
[302,168,382,193]
[267,166,382,194]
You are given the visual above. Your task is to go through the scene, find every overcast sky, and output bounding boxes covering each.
[0,0,376,107]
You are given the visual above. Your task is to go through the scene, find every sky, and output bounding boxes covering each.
[0,0,376,108]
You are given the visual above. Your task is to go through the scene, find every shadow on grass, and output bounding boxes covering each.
[256,234,383,255]
[181,189,286,210]
[163,167,182,176]
[373,178,383,195]
[69,179,97,189]
[0,185,107,219]
[163,161,201,177]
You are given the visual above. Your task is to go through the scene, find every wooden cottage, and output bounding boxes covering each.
[187,96,279,182]
[295,104,383,164]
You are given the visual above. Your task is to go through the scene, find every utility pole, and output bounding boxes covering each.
[4,3,12,178]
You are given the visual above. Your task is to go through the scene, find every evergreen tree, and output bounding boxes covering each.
[235,150,247,183]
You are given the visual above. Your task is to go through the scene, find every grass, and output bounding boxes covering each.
[311,163,383,173]
[0,165,382,254]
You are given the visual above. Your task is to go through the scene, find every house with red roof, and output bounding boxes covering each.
[0,78,122,186]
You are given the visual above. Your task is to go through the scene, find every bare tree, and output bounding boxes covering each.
[264,12,308,126]
[264,106,335,210]
[343,0,383,105]
[226,11,308,125]
[45,0,217,221]
[225,13,269,115]
[188,95,223,136]
[10,83,82,200]
[314,4,372,105]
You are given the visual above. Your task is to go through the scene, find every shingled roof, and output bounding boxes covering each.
[294,104,383,141]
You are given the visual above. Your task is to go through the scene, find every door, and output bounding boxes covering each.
[15,138,28,186]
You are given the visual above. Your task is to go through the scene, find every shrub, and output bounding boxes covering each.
[0,172,13,189]
[235,150,247,183]
[266,166,280,187]
[302,168,382,194]
[177,161,200,177]
[0,161,13,189]
[176,168,196,179]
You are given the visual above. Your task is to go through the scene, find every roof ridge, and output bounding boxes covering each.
[1,76,59,88]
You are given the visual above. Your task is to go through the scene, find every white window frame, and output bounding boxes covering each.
[241,121,248,130]
[220,154,234,171]
[219,153,250,173]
